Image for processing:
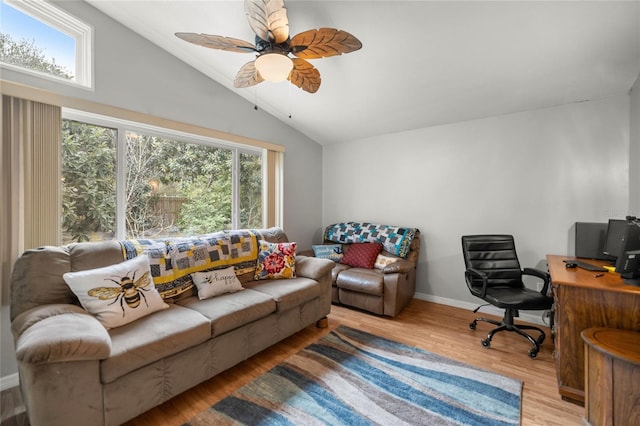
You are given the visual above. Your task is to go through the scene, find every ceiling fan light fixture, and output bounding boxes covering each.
[176,0,362,93]
[255,53,293,82]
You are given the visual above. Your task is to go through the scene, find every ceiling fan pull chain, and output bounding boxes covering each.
[288,81,292,119]
[254,86,259,111]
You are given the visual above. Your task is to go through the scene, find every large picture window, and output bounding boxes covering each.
[62,119,117,242]
[62,110,264,243]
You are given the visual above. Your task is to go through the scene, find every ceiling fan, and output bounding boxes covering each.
[175,0,362,93]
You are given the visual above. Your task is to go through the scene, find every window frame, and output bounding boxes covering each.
[62,108,266,240]
[2,0,93,88]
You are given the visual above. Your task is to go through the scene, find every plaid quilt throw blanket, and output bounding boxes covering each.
[324,222,418,258]
[119,230,259,299]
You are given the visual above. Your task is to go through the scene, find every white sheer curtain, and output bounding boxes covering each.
[1,95,61,306]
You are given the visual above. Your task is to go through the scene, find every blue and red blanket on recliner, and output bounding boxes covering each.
[323,222,419,259]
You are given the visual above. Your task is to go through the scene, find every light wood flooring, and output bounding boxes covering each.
[1,299,584,425]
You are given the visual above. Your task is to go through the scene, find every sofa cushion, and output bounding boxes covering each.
[176,289,276,337]
[191,266,244,300]
[101,304,210,383]
[244,278,321,312]
[10,246,73,321]
[340,243,382,269]
[255,240,297,280]
[336,268,384,296]
[68,240,125,271]
[63,255,169,329]
[10,240,123,320]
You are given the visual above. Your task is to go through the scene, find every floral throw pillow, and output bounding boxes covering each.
[63,255,169,329]
[340,243,383,269]
[255,240,297,280]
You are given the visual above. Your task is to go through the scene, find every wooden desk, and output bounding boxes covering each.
[581,328,640,426]
[547,255,640,405]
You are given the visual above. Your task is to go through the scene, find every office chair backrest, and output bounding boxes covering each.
[461,235,524,289]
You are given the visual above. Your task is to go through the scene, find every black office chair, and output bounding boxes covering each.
[461,235,554,358]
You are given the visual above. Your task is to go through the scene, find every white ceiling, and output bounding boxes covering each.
[86,0,640,146]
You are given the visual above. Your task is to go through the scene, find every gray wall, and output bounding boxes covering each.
[629,74,640,214]
[323,95,631,308]
[1,1,324,382]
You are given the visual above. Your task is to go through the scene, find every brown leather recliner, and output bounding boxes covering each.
[311,223,420,317]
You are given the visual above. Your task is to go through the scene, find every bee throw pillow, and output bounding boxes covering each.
[63,255,169,329]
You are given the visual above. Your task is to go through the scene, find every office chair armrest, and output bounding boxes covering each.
[465,267,488,298]
[523,267,551,295]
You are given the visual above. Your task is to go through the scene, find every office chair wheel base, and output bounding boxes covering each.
[469,321,477,330]
[481,338,491,348]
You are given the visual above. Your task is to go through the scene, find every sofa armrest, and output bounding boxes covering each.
[382,259,415,274]
[12,304,111,364]
[295,255,335,280]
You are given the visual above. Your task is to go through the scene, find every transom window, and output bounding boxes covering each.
[1,0,92,87]
[62,110,264,243]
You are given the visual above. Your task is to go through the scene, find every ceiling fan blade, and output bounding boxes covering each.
[288,58,321,93]
[234,61,265,88]
[290,28,362,59]
[244,0,289,44]
[175,33,256,53]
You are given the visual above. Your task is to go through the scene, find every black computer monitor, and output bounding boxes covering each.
[614,220,640,285]
[603,219,628,259]
[575,222,613,260]
[618,250,640,284]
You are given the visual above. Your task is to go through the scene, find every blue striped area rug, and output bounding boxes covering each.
[185,326,522,426]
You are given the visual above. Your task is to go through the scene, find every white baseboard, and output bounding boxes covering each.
[0,373,19,392]
[414,292,550,326]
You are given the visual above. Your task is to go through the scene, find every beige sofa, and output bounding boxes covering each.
[10,227,334,426]
[310,222,420,317]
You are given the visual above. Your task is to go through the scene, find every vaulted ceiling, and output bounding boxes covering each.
[87,0,640,145]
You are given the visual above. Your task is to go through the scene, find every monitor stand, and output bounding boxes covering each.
[623,278,640,286]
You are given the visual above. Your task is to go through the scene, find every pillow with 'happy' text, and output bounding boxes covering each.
[191,266,244,300]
